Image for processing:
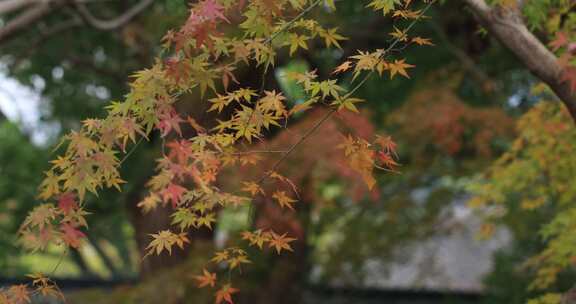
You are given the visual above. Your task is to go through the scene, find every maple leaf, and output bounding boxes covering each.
[412,36,434,46]
[268,232,296,254]
[338,135,377,190]
[197,0,229,23]
[377,151,400,171]
[208,94,232,113]
[57,192,77,215]
[272,191,297,210]
[549,31,568,51]
[241,181,264,196]
[38,171,60,200]
[389,26,408,42]
[367,0,401,15]
[388,59,414,79]
[241,230,268,249]
[333,97,364,113]
[137,193,161,214]
[23,204,57,230]
[157,108,184,137]
[215,284,239,304]
[228,254,251,269]
[319,27,347,49]
[161,183,188,208]
[393,9,421,19]
[146,230,182,256]
[332,61,353,75]
[220,65,239,91]
[287,33,309,56]
[60,223,86,248]
[8,284,31,304]
[374,135,398,157]
[197,213,216,229]
[350,50,385,79]
[259,90,287,116]
[211,250,229,263]
[195,269,217,288]
[171,208,197,230]
[166,140,193,165]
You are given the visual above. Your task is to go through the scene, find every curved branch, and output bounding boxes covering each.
[74,0,154,31]
[463,0,576,122]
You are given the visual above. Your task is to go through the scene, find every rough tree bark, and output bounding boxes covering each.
[463,0,576,122]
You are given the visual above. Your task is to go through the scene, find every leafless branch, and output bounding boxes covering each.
[73,0,155,31]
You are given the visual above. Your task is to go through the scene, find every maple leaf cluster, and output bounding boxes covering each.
[10,0,436,302]
[0,274,64,304]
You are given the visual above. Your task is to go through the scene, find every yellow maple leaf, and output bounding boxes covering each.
[388,59,415,79]
[272,191,297,210]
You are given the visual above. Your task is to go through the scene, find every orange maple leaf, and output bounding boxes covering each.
[272,191,297,210]
[411,36,434,46]
[332,61,353,75]
[268,232,296,254]
[195,269,217,288]
[241,181,264,196]
[215,284,239,304]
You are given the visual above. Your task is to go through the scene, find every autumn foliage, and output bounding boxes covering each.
[2,0,437,302]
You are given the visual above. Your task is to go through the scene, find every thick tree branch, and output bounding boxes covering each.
[463,0,576,121]
[0,0,35,15]
[74,0,154,31]
[0,2,64,45]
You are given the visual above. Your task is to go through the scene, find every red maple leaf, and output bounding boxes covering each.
[157,107,184,137]
[198,0,229,23]
[60,223,86,248]
[165,56,192,84]
[549,32,568,51]
[167,140,193,165]
[161,183,187,208]
[57,192,77,215]
[215,284,239,304]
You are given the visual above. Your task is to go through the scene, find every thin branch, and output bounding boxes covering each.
[257,1,435,181]
[74,0,154,31]
[232,150,289,155]
[265,0,323,44]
